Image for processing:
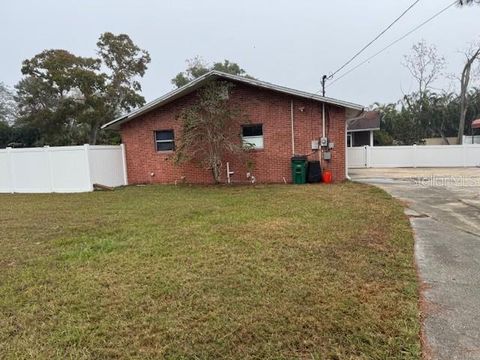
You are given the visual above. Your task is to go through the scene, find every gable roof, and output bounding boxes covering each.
[102,70,364,130]
[347,111,381,132]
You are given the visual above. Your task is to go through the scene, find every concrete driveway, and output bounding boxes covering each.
[350,168,480,360]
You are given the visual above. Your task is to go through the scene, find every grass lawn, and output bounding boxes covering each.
[0,183,420,359]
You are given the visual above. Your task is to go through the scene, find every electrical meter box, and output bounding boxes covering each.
[320,137,328,147]
[311,140,319,150]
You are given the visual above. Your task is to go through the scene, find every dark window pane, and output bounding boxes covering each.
[155,130,174,141]
[242,124,263,137]
[156,141,174,151]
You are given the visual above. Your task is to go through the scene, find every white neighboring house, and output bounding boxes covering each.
[347,111,381,147]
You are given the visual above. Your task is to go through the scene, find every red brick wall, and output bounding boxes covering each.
[120,82,347,184]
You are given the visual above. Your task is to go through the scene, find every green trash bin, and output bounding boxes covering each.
[291,156,308,184]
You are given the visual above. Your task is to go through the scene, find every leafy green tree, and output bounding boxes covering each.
[212,60,250,77]
[174,81,250,183]
[402,92,459,144]
[0,83,17,124]
[0,81,41,148]
[0,121,12,147]
[373,92,462,145]
[371,103,407,145]
[373,129,394,146]
[172,57,253,88]
[92,32,150,144]
[372,40,480,145]
[15,33,150,145]
[16,50,103,145]
[390,102,427,145]
[0,121,40,148]
[171,57,210,88]
[425,92,460,143]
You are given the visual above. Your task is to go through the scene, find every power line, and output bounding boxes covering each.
[328,0,422,79]
[327,0,457,89]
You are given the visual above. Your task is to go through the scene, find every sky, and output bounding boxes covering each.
[2,0,480,107]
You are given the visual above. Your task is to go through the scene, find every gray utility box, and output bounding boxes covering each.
[323,151,331,160]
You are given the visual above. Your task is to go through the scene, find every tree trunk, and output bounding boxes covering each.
[211,163,221,184]
[458,48,480,145]
[440,130,450,145]
[89,126,98,145]
[210,153,222,184]
[458,66,470,145]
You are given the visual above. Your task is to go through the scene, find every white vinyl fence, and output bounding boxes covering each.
[464,135,480,145]
[348,144,480,169]
[0,145,127,193]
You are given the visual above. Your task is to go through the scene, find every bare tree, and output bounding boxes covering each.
[458,45,480,144]
[458,0,480,5]
[402,41,447,143]
[174,81,250,183]
[403,40,446,96]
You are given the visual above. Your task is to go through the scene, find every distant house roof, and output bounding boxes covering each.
[472,119,480,129]
[347,111,381,132]
[102,70,364,130]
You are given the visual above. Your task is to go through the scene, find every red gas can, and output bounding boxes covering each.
[322,170,333,184]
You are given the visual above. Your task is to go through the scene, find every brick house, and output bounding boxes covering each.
[102,71,364,184]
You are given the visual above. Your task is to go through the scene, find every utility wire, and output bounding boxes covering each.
[327,0,457,88]
[328,0,422,79]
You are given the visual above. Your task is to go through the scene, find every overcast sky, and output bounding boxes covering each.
[2,0,480,107]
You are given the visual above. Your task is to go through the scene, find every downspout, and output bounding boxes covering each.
[345,118,351,180]
[322,103,326,139]
[321,103,327,163]
[291,100,295,155]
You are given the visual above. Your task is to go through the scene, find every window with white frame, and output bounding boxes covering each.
[155,130,175,151]
[242,124,264,149]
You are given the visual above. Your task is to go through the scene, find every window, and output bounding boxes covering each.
[155,130,175,151]
[242,124,264,149]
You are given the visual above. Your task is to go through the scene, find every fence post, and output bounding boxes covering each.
[120,143,128,185]
[412,144,417,168]
[44,146,55,192]
[6,147,14,193]
[365,146,371,168]
[84,144,94,191]
[364,146,367,168]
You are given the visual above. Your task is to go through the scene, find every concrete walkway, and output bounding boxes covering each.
[350,168,480,360]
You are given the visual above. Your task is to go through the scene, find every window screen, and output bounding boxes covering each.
[155,130,175,151]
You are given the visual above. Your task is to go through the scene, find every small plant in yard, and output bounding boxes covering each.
[174,80,250,183]
[245,158,256,183]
